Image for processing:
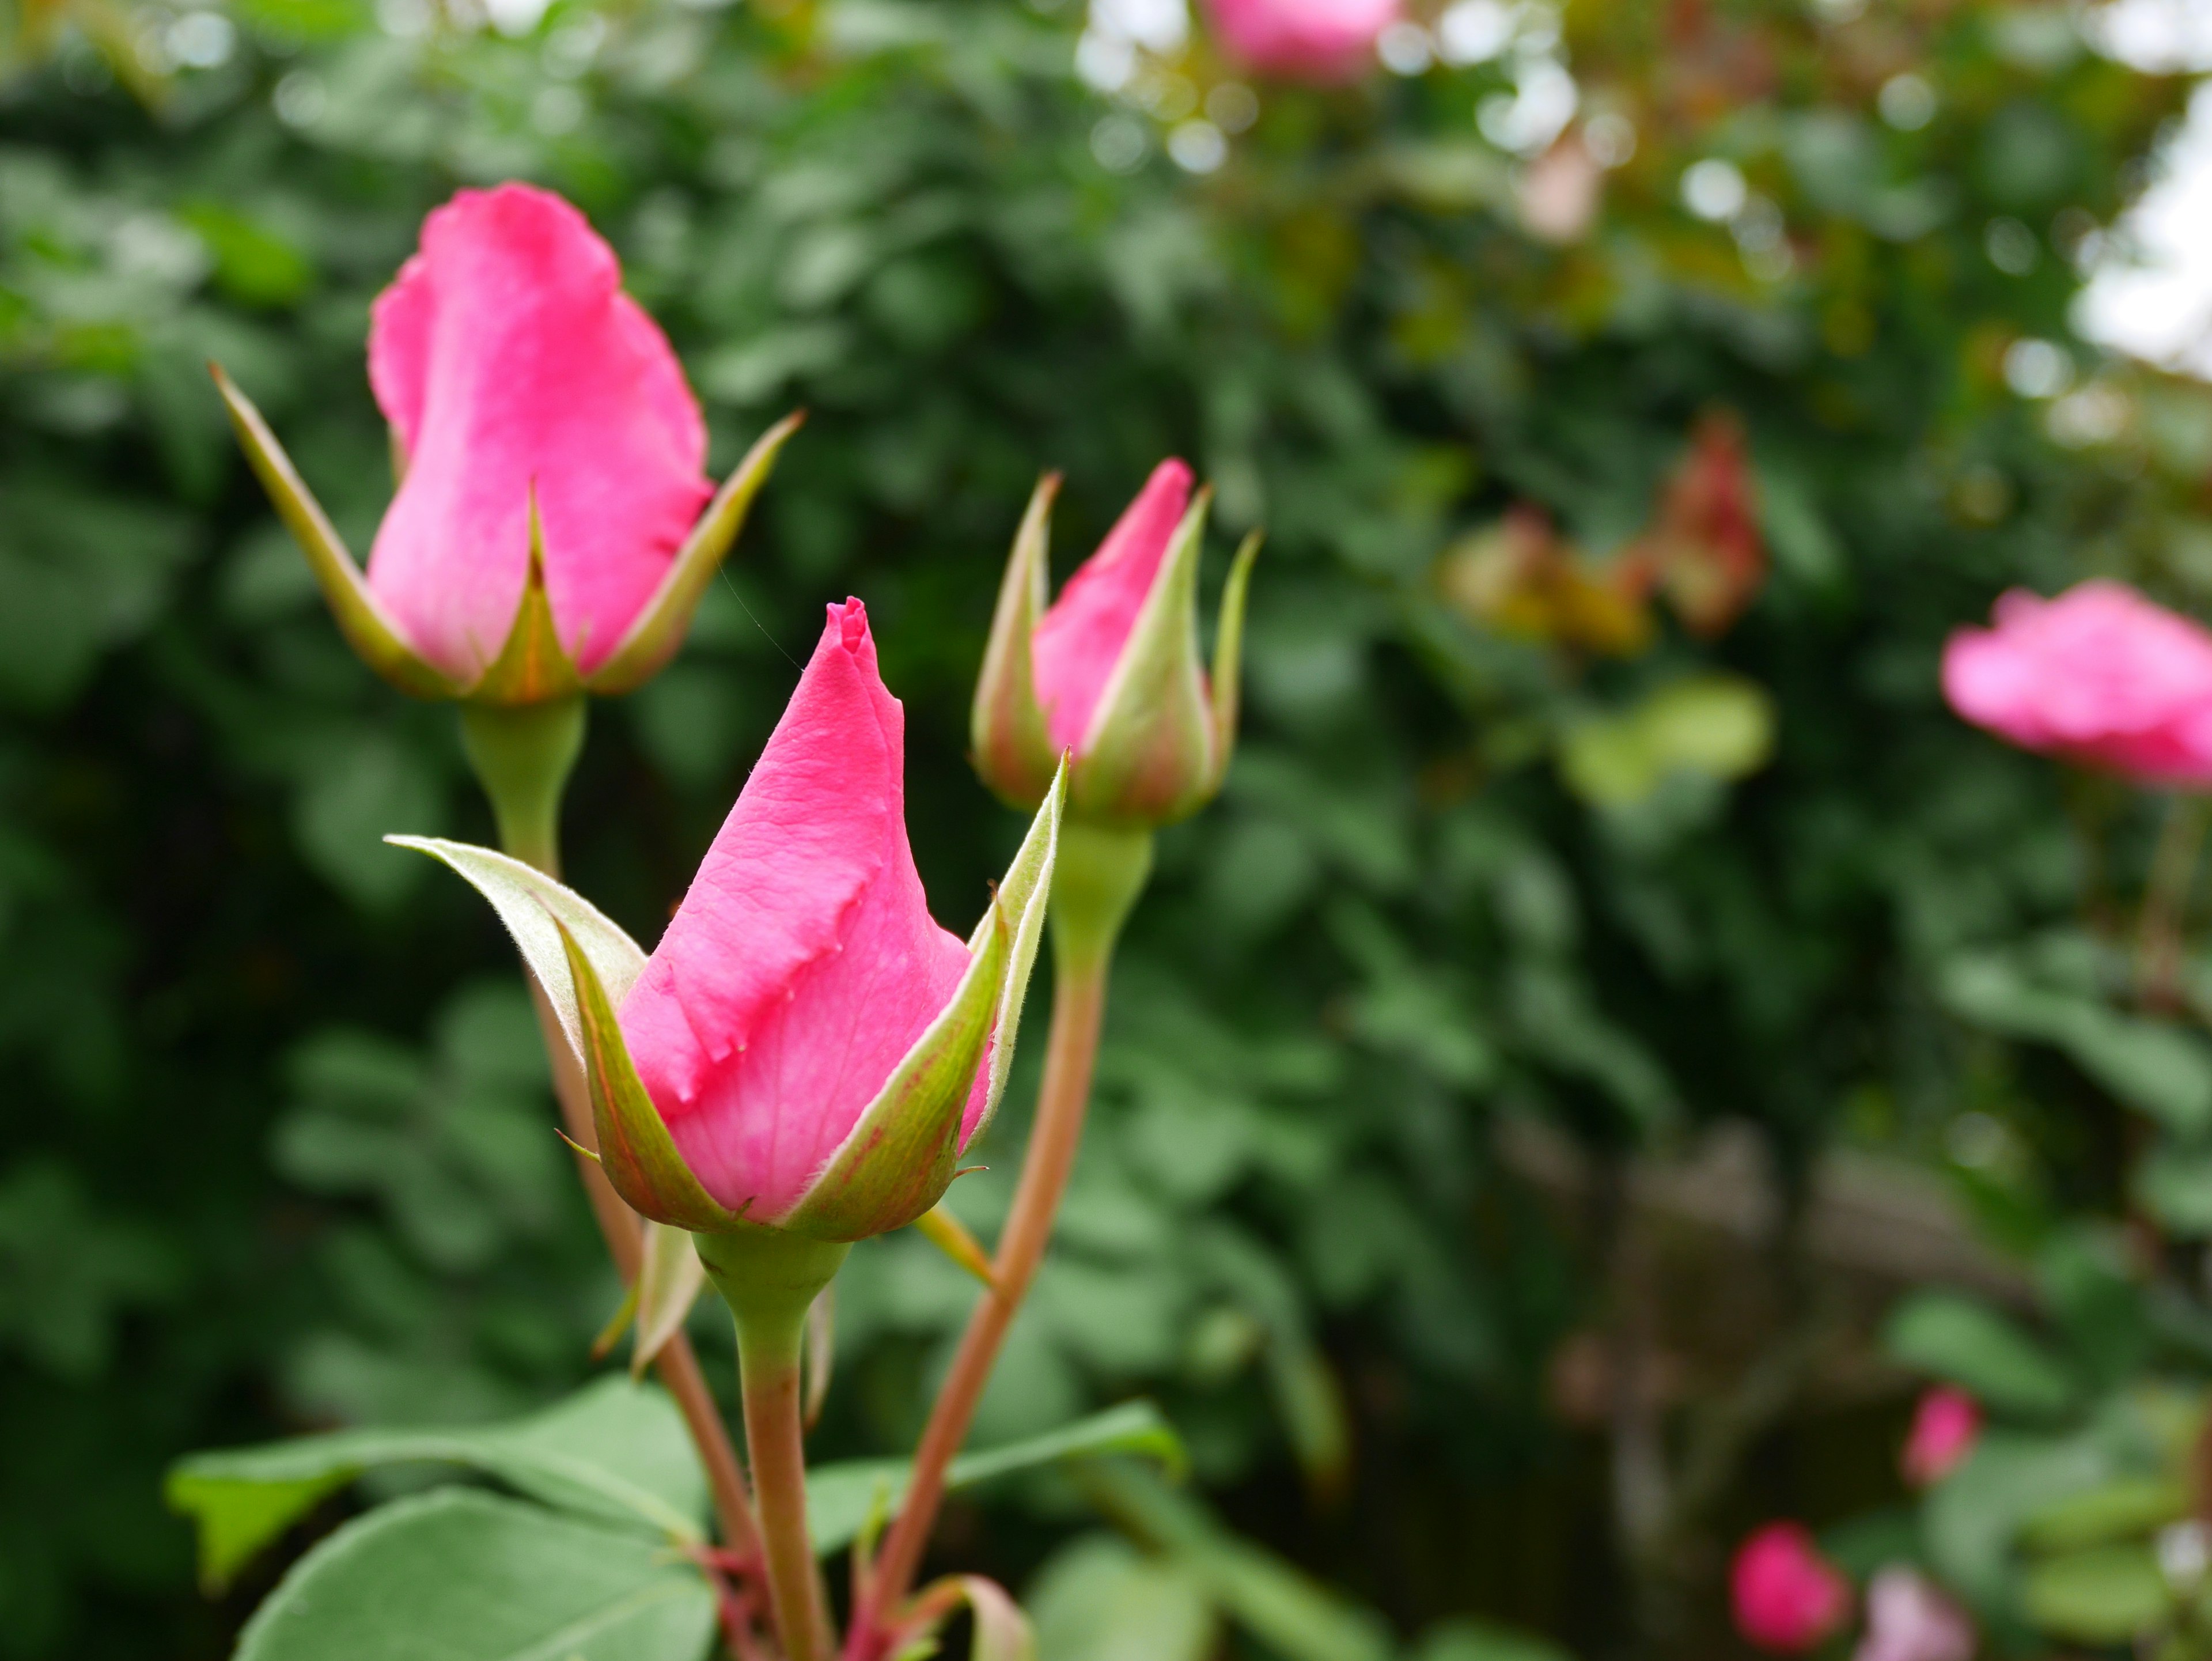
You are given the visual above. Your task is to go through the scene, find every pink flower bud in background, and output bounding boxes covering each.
[1031,460,1195,755]
[1942,580,2212,788]
[973,459,1258,826]
[1200,0,1397,82]
[620,601,993,1223]
[1851,1567,1975,1661]
[367,183,714,682]
[1900,1387,1981,1486]
[1732,1523,1853,1654]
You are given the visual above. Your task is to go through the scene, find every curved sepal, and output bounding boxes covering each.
[1205,530,1262,797]
[900,1575,1037,1661]
[464,494,584,706]
[969,758,1063,1134]
[385,835,646,1060]
[555,916,750,1232]
[1071,489,1219,825]
[211,362,461,699]
[586,412,806,695]
[630,1221,707,1378]
[970,474,1065,809]
[781,765,1063,1241]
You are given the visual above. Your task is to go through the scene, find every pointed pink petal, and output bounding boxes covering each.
[1030,459,1193,754]
[363,183,712,679]
[619,601,976,1216]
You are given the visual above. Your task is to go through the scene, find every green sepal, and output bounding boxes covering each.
[630,1221,707,1378]
[586,411,805,694]
[384,835,646,1061]
[1070,489,1220,826]
[914,1202,997,1289]
[1205,529,1262,798]
[969,472,1065,810]
[971,757,1064,1129]
[554,915,749,1234]
[210,362,461,699]
[465,493,585,706]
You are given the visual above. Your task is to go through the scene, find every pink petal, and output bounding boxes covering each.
[1943,580,2212,789]
[1731,1524,1853,1654]
[1202,0,1397,81]
[619,600,976,1217]
[365,183,712,680]
[1031,459,1193,754]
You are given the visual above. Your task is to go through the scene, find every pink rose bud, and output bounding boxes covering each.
[1900,1386,1981,1486]
[972,461,1259,826]
[1201,0,1398,82]
[213,182,798,703]
[1942,580,2212,788]
[401,600,1060,1242]
[1851,1567,1975,1661]
[1732,1523,1853,1654]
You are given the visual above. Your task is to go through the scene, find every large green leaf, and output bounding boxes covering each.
[1027,1534,1217,1661]
[234,1489,717,1661]
[805,1399,1186,1554]
[2020,1543,2172,1644]
[1884,1291,2077,1418]
[168,1376,706,1591]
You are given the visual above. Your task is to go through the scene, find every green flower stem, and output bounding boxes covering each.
[457,695,764,1570]
[458,695,586,876]
[2137,793,2210,1015]
[698,1231,853,1661]
[850,820,1153,1653]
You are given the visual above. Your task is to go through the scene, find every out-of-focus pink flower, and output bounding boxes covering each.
[619,601,999,1225]
[973,460,1257,825]
[1518,133,1604,244]
[367,182,714,682]
[1852,1567,1975,1661]
[1200,0,1397,82]
[1942,580,2212,788]
[1901,1387,1982,1486]
[1732,1523,1854,1654]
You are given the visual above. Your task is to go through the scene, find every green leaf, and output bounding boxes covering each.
[167,1376,707,1591]
[1027,1534,1217,1661]
[1884,1291,2077,1418]
[2021,1477,2190,1553]
[1940,955,2212,1135]
[1412,1617,1575,1661]
[805,1399,1186,1556]
[1080,1461,1392,1661]
[1559,674,1775,808]
[2020,1543,2173,1643]
[1924,1428,2118,1610]
[234,1489,717,1661]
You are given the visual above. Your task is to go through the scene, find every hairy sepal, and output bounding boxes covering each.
[555,917,749,1232]
[588,411,805,695]
[385,837,645,1060]
[211,364,461,699]
[969,473,1063,809]
[1071,490,1220,824]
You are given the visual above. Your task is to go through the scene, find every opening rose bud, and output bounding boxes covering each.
[1942,580,2212,788]
[394,600,1061,1243]
[973,460,1260,826]
[212,181,799,704]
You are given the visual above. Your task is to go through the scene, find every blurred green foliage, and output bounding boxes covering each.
[3,0,2208,1653]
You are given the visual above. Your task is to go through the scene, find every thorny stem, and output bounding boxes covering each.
[462,700,764,1568]
[847,821,1153,1657]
